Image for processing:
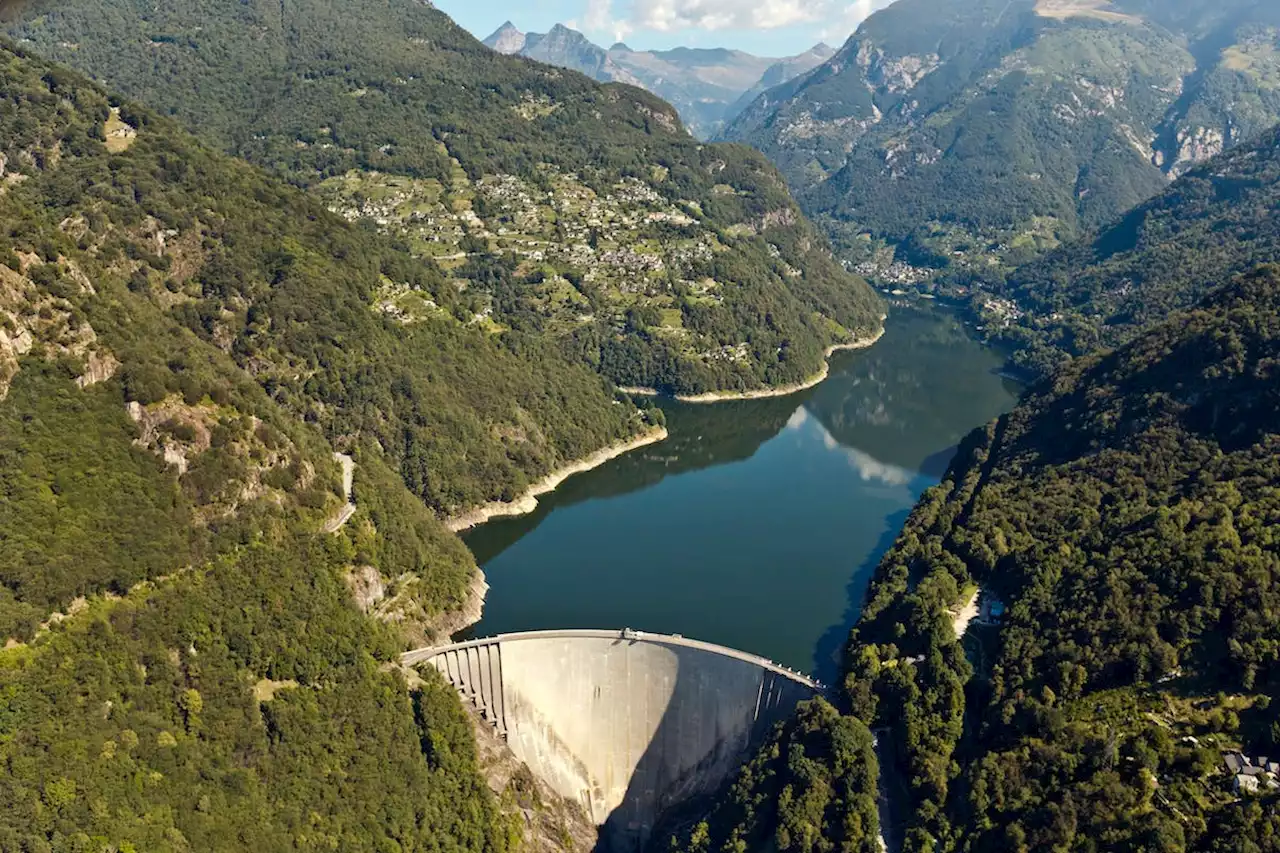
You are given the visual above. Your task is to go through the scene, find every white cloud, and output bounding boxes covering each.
[616,0,893,35]
[631,0,813,31]
[584,0,634,43]
[819,0,882,41]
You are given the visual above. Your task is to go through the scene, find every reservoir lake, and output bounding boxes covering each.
[463,308,1019,683]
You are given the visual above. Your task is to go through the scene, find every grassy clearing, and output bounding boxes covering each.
[103,107,136,152]
[1034,0,1140,23]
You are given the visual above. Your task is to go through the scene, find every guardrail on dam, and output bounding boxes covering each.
[402,629,820,851]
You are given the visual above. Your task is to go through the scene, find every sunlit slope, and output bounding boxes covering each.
[8,0,883,395]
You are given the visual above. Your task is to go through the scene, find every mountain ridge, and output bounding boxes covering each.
[6,0,883,399]
[723,0,1280,278]
[483,20,835,139]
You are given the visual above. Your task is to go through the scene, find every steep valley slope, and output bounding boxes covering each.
[724,0,1280,278]
[665,267,1280,853]
[0,39,582,853]
[6,0,882,397]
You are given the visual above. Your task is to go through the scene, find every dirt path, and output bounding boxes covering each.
[324,452,357,533]
[951,589,980,640]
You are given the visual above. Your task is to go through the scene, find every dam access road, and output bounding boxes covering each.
[403,629,821,851]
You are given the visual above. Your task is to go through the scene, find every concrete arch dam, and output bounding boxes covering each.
[402,630,820,850]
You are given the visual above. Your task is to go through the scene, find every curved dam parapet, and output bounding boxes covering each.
[403,630,820,851]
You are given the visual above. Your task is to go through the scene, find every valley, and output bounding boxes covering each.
[0,0,1278,850]
[462,309,1018,680]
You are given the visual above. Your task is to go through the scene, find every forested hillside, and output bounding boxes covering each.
[0,33,660,521]
[724,0,1280,277]
[841,268,1280,851]
[659,699,881,853]
[6,0,882,395]
[0,40,535,853]
[986,122,1280,378]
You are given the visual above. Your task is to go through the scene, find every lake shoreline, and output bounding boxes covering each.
[426,568,490,641]
[445,425,670,533]
[459,308,1022,665]
[620,328,886,404]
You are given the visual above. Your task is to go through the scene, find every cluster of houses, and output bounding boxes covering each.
[853,259,936,287]
[976,295,1025,328]
[1225,752,1280,794]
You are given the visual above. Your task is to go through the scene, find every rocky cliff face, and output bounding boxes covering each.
[482,20,527,54]
[723,0,1280,274]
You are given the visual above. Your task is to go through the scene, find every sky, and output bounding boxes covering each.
[433,0,899,57]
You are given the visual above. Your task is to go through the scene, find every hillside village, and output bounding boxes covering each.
[316,156,850,365]
[1226,753,1280,795]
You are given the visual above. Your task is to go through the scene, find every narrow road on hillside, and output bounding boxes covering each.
[873,728,903,853]
[324,453,357,533]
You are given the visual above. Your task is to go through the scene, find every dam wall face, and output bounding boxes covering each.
[405,630,818,851]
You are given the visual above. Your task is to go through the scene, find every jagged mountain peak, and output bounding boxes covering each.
[480,25,836,140]
[528,22,598,49]
[482,20,526,54]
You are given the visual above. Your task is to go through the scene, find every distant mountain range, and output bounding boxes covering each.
[483,22,834,139]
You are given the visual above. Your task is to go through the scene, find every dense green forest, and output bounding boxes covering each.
[659,699,881,853]
[0,39,535,853]
[1,537,516,852]
[0,36,653,521]
[5,0,883,395]
[987,122,1280,378]
[841,268,1280,851]
[724,0,1280,276]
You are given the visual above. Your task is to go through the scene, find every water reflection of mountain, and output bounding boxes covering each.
[786,408,919,488]
[804,308,1020,477]
[463,393,803,564]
